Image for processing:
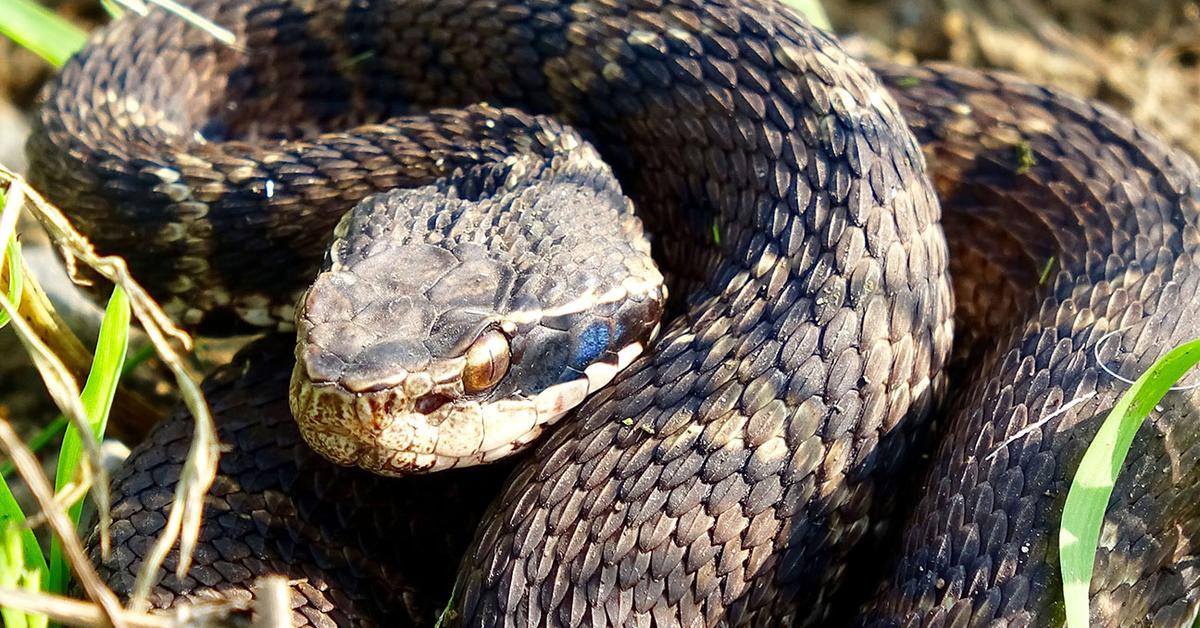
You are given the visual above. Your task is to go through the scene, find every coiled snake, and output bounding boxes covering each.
[25,0,1200,625]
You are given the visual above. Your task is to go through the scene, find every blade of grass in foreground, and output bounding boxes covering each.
[0,522,48,628]
[0,237,22,330]
[0,343,156,480]
[47,287,130,595]
[0,191,44,628]
[1059,338,1200,628]
[0,0,87,68]
[0,476,49,586]
[0,472,49,628]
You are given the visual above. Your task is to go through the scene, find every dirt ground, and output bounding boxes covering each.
[825,0,1200,158]
[0,0,1197,441]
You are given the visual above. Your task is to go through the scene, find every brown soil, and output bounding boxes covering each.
[824,0,1200,158]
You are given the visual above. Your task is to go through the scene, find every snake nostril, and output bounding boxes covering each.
[414,394,451,414]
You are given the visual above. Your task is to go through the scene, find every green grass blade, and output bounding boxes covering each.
[0,0,88,68]
[0,522,31,628]
[0,522,47,628]
[0,480,48,579]
[0,237,22,330]
[0,342,155,478]
[100,0,127,18]
[1059,338,1200,628]
[0,288,49,586]
[0,484,49,628]
[0,342,156,479]
[47,286,130,595]
[0,525,29,628]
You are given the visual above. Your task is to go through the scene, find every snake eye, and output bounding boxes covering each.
[462,330,511,393]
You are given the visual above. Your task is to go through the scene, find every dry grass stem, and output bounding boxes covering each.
[0,587,171,628]
[111,0,235,45]
[1,191,161,438]
[0,166,218,613]
[0,177,24,249]
[0,419,124,627]
[0,238,163,438]
[0,288,111,556]
[253,576,291,628]
[2,244,94,372]
[0,584,263,628]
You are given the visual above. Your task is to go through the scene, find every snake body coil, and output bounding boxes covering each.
[27,0,1200,626]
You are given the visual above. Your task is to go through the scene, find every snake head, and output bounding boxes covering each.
[289,172,665,475]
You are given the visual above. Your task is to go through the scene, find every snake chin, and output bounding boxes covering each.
[287,359,609,475]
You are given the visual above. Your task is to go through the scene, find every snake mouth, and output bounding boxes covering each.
[288,361,594,475]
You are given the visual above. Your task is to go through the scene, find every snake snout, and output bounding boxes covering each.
[287,363,457,475]
[291,268,459,474]
[292,270,564,475]
[287,359,567,476]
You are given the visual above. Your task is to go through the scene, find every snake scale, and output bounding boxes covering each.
[23,0,1200,625]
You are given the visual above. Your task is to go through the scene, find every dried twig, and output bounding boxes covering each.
[0,238,164,439]
[0,419,124,627]
[0,202,162,439]
[111,0,236,45]
[1,237,94,371]
[252,576,291,628]
[0,176,23,250]
[1,179,110,554]
[0,257,111,563]
[0,587,169,628]
[0,584,260,628]
[0,166,218,612]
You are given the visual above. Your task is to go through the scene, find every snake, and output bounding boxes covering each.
[24,0,1200,625]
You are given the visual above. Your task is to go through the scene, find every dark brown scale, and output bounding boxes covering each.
[28,0,1200,626]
